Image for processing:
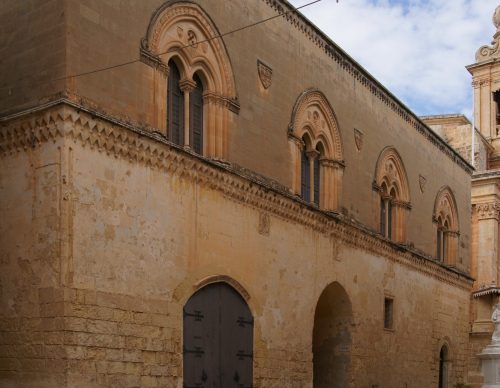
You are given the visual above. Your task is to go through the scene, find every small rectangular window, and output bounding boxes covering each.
[384,297,394,330]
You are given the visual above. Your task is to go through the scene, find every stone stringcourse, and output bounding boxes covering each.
[263,0,473,174]
[0,100,473,291]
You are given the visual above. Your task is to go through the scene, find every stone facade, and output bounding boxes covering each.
[0,1,476,387]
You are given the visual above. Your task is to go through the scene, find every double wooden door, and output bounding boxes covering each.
[183,282,253,387]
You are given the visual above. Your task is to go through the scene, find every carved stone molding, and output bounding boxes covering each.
[139,38,169,76]
[475,202,500,220]
[0,102,473,291]
[257,60,273,89]
[354,128,363,151]
[476,6,500,62]
[258,212,271,236]
[419,175,426,193]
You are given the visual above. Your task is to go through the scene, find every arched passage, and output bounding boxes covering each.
[183,282,253,387]
[439,344,449,388]
[313,282,353,388]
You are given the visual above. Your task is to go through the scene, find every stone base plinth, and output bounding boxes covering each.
[479,345,500,387]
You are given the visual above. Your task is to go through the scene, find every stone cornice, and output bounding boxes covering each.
[262,0,473,175]
[0,102,473,291]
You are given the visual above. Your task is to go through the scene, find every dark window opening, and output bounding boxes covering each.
[301,147,310,202]
[494,91,500,136]
[384,297,394,330]
[167,61,184,146]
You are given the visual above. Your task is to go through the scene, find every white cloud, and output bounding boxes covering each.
[289,0,498,117]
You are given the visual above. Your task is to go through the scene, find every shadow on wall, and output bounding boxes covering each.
[313,281,353,388]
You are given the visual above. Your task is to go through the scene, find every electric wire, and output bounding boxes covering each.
[0,0,322,92]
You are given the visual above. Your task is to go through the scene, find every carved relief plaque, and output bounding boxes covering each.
[419,175,426,193]
[354,128,363,151]
[257,60,272,89]
[258,212,270,236]
[187,30,198,48]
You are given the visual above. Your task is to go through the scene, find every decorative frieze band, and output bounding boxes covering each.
[474,202,500,220]
[0,102,473,291]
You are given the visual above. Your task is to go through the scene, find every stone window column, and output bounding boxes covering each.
[179,79,196,149]
[392,200,410,243]
[288,134,304,195]
[319,158,343,211]
[444,230,459,265]
[306,149,320,205]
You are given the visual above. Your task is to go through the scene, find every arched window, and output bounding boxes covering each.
[167,60,184,146]
[190,73,204,155]
[433,187,459,265]
[374,147,410,243]
[439,345,448,388]
[288,89,344,210]
[141,2,239,159]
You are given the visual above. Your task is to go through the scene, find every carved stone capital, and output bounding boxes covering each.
[306,149,320,160]
[179,79,197,93]
[392,199,412,210]
[475,202,500,220]
[319,158,345,169]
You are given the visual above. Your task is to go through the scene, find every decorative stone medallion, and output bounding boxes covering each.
[257,60,272,89]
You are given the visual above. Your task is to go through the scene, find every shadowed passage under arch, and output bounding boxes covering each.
[313,282,353,388]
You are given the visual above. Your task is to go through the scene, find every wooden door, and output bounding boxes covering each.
[183,282,253,388]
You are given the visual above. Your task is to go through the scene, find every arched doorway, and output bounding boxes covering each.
[183,282,253,387]
[439,345,448,388]
[313,282,353,388]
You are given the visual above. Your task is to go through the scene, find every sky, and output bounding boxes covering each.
[288,0,499,118]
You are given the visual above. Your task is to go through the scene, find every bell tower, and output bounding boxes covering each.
[468,5,500,167]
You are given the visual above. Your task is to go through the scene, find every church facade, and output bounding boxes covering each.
[0,1,480,387]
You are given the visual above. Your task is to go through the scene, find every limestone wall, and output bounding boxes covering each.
[0,0,473,264]
[0,106,473,386]
[0,0,67,115]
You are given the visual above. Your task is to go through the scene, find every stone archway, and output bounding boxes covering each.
[313,282,353,387]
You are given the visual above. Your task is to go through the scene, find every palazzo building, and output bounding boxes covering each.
[0,0,484,387]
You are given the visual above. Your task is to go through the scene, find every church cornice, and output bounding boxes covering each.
[262,0,473,175]
[0,101,474,291]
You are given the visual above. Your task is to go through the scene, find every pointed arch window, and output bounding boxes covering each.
[167,60,184,146]
[374,147,411,243]
[433,187,459,265]
[140,1,239,159]
[288,89,344,211]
